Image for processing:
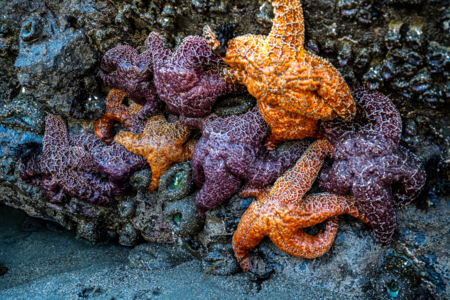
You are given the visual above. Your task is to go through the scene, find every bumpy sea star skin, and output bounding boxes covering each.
[114,114,196,192]
[68,133,149,196]
[203,0,355,149]
[180,107,310,218]
[319,89,426,246]
[98,45,160,120]
[94,89,147,145]
[145,32,246,118]
[39,114,125,206]
[232,140,369,273]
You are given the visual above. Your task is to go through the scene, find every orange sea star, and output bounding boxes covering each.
[203,0,356,149]
[232,140,369,272]
[94,89,146,145]
[114,114,196,191]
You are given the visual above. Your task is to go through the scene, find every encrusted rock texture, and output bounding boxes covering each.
[0,0,449,299]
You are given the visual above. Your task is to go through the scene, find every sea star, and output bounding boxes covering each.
[180,107,310,218]
[319,89,426,246]
[203,0,355,149]
[39,114,130,206]
[68,133,149,196]
[98,44,160,120]
[232,139,369,272]
[145,32,246,117]
[114,114,196,191]
[94,89,146,145]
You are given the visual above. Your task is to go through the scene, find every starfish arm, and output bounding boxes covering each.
[41,174,66,203]
[100,45,138,73]
[42,114,69,152]
[94,115,115,145]
[238,184,271,199]
[145,32,173,67]
[270,217,339,259]
[70,147,97,174]
[237,140,310,187]
[268,0,305,50]
[352,179,396,246]
[147,151,173,192]
[98,71,126,93]
[221,67,247,86]
[174,36,224,68]
[135,48,153,70]
[136,93,160,121]
[270,139,333,203]
[114,132,145,156]
[320,118,356,147]
[391,147,426,209]
[291,52,355,121]
[202,25,221,53]
[319,160,353,196]
[81,171,120,198]
[195,159,241,218]
[232,204,267,272]
[354,89,402,149]
[69,133,105,152]
[291,193,369,225]
[179,116,206,131]
[261,108,322,150]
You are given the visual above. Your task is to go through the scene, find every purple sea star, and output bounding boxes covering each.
[145,32,246,118]
[69,133,150,196]
[180,107,311,218]
[26,114,148,206]
[319,89,426,246]
[98,45,161,120]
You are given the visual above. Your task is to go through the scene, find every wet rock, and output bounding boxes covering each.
[0,94,45,134]
[405,18,424,51]
[255,0,274,28]
[373,249,420,300]
[76,218,103,244]
[20,216,45,232]
[128,243,194,270]
[385,20,403,50]
[212,94,257,117]
[15,9,98,118]
[201,243,240,276]
[0,264,8,277]
[119,223,139,246]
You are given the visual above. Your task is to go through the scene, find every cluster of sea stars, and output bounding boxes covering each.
[94,89,147,145]
[26,0,427,273]
[201,0,425,269]
[18,114,149,206]
[180,108,310,218]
